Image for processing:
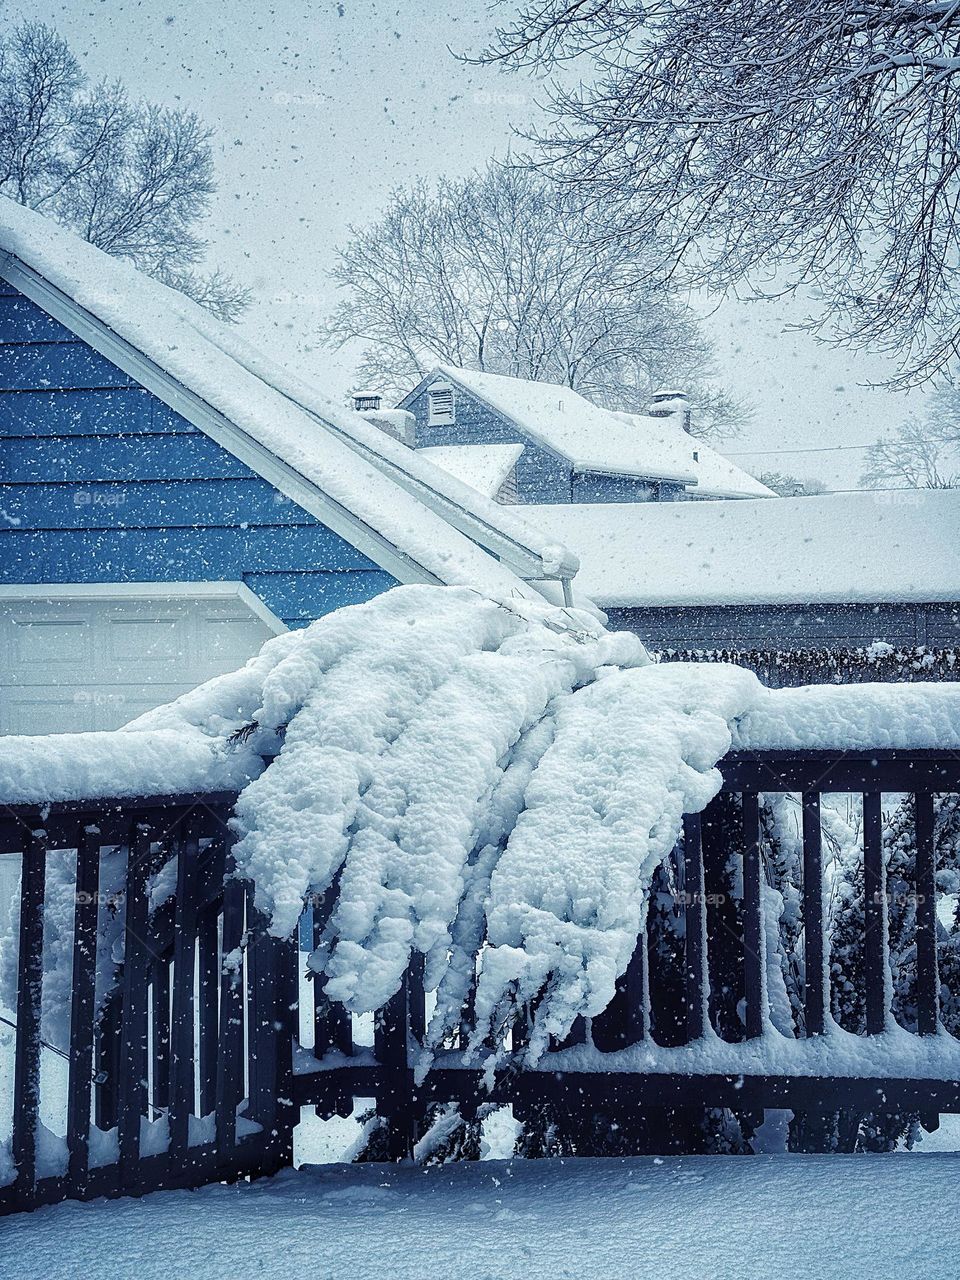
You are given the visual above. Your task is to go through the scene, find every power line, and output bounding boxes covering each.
[728,442,884,456]
[726,435,952,457]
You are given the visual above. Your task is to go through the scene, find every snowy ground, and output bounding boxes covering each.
[3,1152,958,1280]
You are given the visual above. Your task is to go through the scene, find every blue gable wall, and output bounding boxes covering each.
[402,380,572,503]
[0,283,396,626]
[401,379,685,504]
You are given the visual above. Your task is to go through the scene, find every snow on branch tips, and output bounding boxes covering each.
[216,585,766,1066]
[227,588,651,1021]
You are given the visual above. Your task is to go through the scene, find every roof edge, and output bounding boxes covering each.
[0,251,444,589]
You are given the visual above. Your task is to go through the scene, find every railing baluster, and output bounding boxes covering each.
[592,928,646,1051]
[118,822,154,1187]
[12,830,46,1201]
[215,873,246,1154]
[198,899,221,1118]
[863,791,887,1035]
[682,812,707,1042]
[247,909,297,1172]
[801,792,825,1036]
[915,792,939,1035]
[247,902,278,1138]
[375,964,421,1161]
[408,951,426,1047]
[169,818,200,1161]
[742,791,764,1039]
[66,826,101,1192]
[94,995,121,1132]
[273,935,298,1170]
[312,883,352,1058]
[151,956,170,1113]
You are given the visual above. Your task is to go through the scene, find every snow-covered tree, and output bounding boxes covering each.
[322,163,748,438]
[0,22,247,320]
[758,472,828,498]
[481,1,960,382]
[861,387,960,489]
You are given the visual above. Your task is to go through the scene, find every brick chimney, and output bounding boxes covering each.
[352,390,382,412]
[649,389,692,433]
[351,389,416,446]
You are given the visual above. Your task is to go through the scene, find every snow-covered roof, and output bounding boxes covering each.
[413,365,773,499]
[525,490,960,608]
[0,199,578,596]
[612,411,774,500]
[418,444,523,499]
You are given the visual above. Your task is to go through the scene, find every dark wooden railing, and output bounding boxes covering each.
[1,749,959,1214]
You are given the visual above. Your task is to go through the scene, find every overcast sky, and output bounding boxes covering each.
[11,0,926,488]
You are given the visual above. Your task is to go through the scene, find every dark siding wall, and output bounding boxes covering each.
[495,464,519,505]
[0,285,396,626]
[604,601,960,651]
[571,472,686,503]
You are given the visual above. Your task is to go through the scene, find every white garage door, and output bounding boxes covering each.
[0,584,284,735]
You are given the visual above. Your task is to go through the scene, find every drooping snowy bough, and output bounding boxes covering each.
[2,585,959,1074]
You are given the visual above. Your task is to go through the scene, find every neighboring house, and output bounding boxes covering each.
[527,491,960,680]
[0,201,577,734]
[394,366,774,504]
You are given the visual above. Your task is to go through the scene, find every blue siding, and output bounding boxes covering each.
[1,526,376,581]
[515,445,572,503]
[2,434,256,482]
[0,294,76,342]
[0,342,135,390]
[0,284,398,625]
[3,479,307,529]
[402,381,575,503]
[0,388,197,436]
[244,570,398,626]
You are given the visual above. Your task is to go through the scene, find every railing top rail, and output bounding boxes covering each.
[0,789,241,818]
[0,791,241,855]
[720,748,960,793]
[2,751,957,832]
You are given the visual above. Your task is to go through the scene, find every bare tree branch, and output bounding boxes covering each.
[0,22,246,321]
[321,162,748,437]
[480,0,960,383]
[861,386,960,486]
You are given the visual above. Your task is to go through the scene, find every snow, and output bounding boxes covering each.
[419,443,524,499]
[616,410,775,499]
[526,489,960,607]
[0,198,575,596]
[3,1154,960,1279]
[227,587,650,994]
[1,584,958,1056]
[470,662,758,1064]
[430,365,774,498]
[733,681,960,751]
[0,727,264,806]
[358,408,416,443]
